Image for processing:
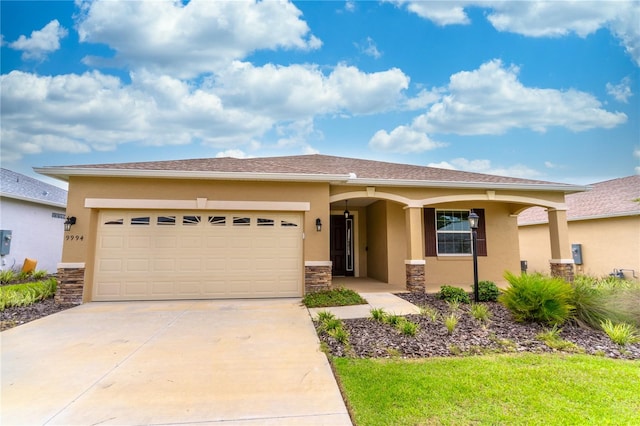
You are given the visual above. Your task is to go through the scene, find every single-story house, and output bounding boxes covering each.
[35,154,586,304]
[0,168,68,273]
[518,175,640,280]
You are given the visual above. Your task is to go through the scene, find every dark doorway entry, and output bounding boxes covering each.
[330,215,354,276]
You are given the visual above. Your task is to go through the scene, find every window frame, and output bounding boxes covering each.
[435,209,473,256]
[424,208,487,257]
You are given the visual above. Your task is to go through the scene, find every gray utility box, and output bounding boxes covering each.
[571,243,583,265]
[0,230,12,255]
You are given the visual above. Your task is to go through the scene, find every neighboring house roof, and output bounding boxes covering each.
[35,154,586,193]
[1,168,67,208]
[518,175,640,225]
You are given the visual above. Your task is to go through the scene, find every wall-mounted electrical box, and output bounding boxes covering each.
[571,243,583,265]
[0,230,12,256]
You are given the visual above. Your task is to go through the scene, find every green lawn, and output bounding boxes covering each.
[333,354,640,426]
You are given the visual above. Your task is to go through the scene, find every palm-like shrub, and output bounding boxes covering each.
[499,272,574,326]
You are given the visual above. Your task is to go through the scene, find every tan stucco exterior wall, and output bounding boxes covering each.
[424,202,521,292]
[519,215,640,280]
[386,201,407,287]
[365,201,388,282]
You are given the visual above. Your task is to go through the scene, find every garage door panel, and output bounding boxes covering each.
[128,236,151,249]
[127,259,150,272]
[94,211,303,301]
[124,281,148,296]
[100,236,124,249]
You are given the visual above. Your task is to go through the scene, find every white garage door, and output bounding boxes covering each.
[93,210,303,301]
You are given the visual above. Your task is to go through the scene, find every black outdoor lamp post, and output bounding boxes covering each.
[468,211,480,302]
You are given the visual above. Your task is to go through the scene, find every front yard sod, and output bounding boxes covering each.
[333,354,640,426]
[302,287,366,308]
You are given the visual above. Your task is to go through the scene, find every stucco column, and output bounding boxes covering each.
[547,208,575,282]
[405,206,425,292]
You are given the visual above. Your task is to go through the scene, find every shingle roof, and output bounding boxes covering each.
[518,175,640,224]
[1,168,67,207]
[36,154,583,191]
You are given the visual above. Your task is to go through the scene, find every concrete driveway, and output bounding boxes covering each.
[1,299,351,425]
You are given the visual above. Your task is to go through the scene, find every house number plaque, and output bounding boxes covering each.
[65,235,84,241]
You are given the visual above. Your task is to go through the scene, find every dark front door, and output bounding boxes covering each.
[330,215,354,276]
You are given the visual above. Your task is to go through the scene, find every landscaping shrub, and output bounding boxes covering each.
[437,285,471,304]
[478,281,500,302]
[0,278,57,310]
[600,320,640,346]
[570,276,640,328]
[444,313,459,334]
[471,303,491,323]
[569,277,613,329]
[499,272,574,326]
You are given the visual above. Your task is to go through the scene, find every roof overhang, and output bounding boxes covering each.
[0,192,67,208]
[34,167,589,194]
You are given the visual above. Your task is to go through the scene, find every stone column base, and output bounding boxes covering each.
[55,263,85,305]
[550,260,575,283]
[405,260,425,293]
[304,261,332,294]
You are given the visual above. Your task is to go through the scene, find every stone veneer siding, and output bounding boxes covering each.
[55,267,85,305]
[406,263,425,293]
[305,265,332,294]
[550,262,575,283]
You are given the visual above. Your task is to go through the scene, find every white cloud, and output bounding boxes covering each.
[356,37,382,59]
[9,20,68,60]
[412,59,627,135]
[404,88,442,110]
[398,0,471,26]
[606,77,633,103]
[1,61,410,160]
[428,157,542,179]
[371,59,626,153]
[216,61,409,118]
[369,126,446,153]
[544,161,562,169]
[396,1,640,66]
[75,0,321,78]
[215,149,255,159]
[0,70,272,160]
[345,0,356,13]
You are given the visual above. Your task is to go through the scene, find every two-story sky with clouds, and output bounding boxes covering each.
[1,0,639,188]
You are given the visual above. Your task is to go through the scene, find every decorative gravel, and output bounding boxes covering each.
[316,293,640,360]
[1,298,73,331]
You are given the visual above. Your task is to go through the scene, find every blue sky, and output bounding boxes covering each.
[1,0,639,188]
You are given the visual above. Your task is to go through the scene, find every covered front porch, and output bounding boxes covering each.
[333,277,407,293]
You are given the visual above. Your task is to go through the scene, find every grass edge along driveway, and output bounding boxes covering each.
[332,353,640,426]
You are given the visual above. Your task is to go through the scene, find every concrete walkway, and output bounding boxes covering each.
[1,299,351,426]
[308,292,421,320]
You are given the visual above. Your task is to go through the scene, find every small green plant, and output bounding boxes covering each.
[302,287,367,308]
[444,313,459,334]
[478,281,500,302]
[0,269,17,284]
[320,318,343,333]
[449,344,462,355]
[316,310,336,323]
[398,320,419,336]
[536,326,583,352]
[437,285,471,304]
[385,347,401,358]
[31,270,49,280]
[470,303,491,323]
[499,272,574,325]
[328,326,350,345]
[370,308,387,322]
[600,320,640,346]
[420,305,438,322]
[446,300,461,312]
[385,314,405,326]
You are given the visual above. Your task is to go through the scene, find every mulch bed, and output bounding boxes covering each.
[0,298,73,332]
[316,293,640,360]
